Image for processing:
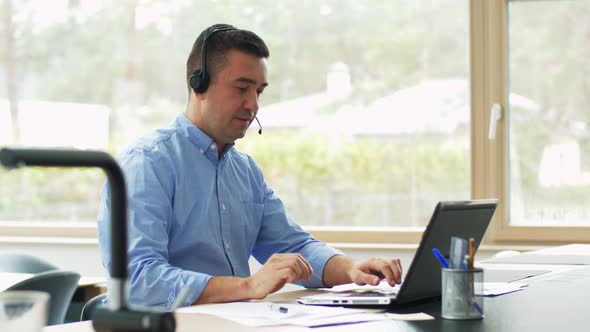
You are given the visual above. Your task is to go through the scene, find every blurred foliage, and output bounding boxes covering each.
[238,131,470,226]
[241,131,470,194]
[0,0,588,226]
[0,167,104,220]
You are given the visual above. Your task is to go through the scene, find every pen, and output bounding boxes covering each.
[462,254,470,270]
[472,301,483,315]
[468,238,475,270]
[468,238,477,316]
[432,248,449,268]
[269,303,290,314]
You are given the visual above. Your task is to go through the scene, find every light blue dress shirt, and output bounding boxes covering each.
[97,113,342,309]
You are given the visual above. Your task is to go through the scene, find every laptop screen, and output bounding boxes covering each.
[395,199,498,304]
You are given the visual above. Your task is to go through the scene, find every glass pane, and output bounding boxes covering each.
[508,0,590,226]
[0,0,470,226]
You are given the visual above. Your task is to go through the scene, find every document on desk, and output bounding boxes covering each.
[386,312,435,321]
[175,301,388,327]
[320,280,527,297]
[480,282,528,296]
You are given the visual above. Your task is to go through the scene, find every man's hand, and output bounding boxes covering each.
[245,253,314,299]
[194,253,313,304]
[347,257,403,286]
[323,255,403,287]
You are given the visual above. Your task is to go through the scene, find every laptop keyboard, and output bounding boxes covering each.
[346,290,398,297]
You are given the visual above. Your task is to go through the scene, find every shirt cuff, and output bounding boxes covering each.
[174,270,213,308]
[299,242,344,288]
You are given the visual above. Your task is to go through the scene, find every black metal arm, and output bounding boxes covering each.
[0,148,175,331]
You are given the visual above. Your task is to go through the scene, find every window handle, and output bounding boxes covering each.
[488,103,502,140]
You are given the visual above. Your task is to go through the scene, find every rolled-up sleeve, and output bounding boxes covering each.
[98,149,211,309]
[251,181,343,288]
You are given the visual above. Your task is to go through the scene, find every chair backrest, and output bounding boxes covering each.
[5,270,81,325]
[0,253,58,273]
[80,293,107,321]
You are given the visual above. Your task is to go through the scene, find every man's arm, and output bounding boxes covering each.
[98,149,209,308]
[322,255,403,287]
[196,253,404,304]
[192,277,250,304]
[194,253,314,304]
[250,178,343,289]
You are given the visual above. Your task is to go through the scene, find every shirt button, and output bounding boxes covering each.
[221,203,226,210]
[210,143,216,150]
[224,241,230,249]
[199,149,204,154]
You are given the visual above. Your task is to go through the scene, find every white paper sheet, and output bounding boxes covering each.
[290,313,390,327]
[322,280,527,297]
[176,301,376,327]
[481,282,528,296]
[385,312,435,321]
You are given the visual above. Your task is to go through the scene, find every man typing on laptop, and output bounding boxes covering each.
[98,24,402,309]
[298,200,497,307]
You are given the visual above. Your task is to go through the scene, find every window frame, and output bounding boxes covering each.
[2,0,586,246]
[475,0,590,244]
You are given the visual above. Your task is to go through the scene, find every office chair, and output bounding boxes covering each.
[5,270,81,325]
[80,293,107,321]
[0,253,58,273]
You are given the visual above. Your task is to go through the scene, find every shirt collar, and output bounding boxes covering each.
[174,112,235,155]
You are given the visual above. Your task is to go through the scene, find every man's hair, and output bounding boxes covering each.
[186,24,270,92]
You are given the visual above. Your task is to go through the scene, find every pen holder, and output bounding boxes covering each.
[441,268,484,320]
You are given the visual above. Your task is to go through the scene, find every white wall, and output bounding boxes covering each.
[0,242,104,276]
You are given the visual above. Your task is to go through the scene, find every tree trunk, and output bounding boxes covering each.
[3,0,20,144]
[127,0,139,81]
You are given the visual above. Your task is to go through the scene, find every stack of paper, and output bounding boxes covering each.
[176,301,389,327]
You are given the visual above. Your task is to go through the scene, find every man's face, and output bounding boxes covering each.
[196,49,268,147]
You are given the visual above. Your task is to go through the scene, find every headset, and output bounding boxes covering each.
[188,27,237,94]
[188,26,263,135]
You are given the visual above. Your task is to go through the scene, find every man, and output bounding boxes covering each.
[98,23,402,309]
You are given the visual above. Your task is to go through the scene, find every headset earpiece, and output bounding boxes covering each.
[189,26,236,94]
[189,70,208,94]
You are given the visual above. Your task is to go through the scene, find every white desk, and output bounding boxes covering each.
[44,313,311,332]
[43,245,590,332]
[482,243,590,265]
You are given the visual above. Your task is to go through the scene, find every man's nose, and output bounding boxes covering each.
[243,91,259,112]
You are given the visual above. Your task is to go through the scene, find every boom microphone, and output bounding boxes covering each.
[254,117,262,135]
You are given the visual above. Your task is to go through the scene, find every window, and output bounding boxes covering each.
[508,0,590,227]
[479,0,590,243]
[2,1,472,242]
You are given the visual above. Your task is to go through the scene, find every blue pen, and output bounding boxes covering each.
[432,248,449,268]
[472,301,483,315]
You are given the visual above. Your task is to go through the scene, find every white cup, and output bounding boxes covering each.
[0,291,50,332]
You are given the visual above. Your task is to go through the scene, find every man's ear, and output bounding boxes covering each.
[192,89,206,101]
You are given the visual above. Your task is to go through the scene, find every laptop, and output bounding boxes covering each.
[297,199,498,307]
